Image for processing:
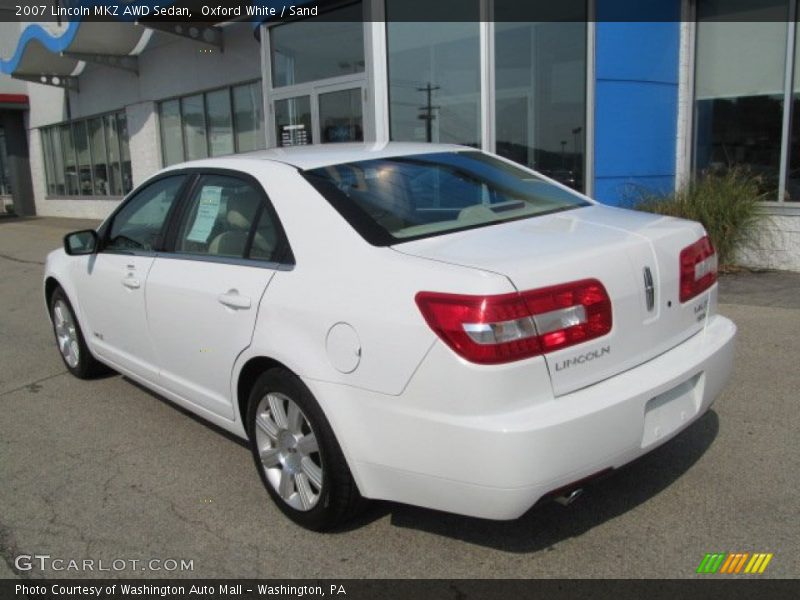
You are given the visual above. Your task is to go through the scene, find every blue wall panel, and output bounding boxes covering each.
[594,0,682,206]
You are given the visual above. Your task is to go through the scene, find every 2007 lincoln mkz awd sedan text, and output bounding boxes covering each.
[44,143,736,530]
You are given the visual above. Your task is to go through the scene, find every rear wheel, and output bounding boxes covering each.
[50,287,106,379]
[247,367,364,530]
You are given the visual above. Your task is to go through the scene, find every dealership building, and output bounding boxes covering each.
[1,0,798,269]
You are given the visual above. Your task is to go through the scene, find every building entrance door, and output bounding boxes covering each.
[0,109,35,216]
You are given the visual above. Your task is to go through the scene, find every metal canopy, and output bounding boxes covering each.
[0,21,152,83]
[59,22,155,74]
[7,36,83,90]
[138,22,223,50]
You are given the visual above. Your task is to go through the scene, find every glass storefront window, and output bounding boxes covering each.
[40,127,55,196]
[275,96,313,146]
[181,94,208,161]
[787,19,800,200]
[270,2,364,88]
[50,127,65,195]
[60,124,79,196]
[117,113,133,194]
[159,100,184,167]
[42,112,130,198]
[386,1,481,147]
[206,88,234,157]
[319,88,364,143]
[104,113,122,196]
[495,20,587,191]
[88,118,108,195]
[694,0,790,198]
[233,82,265,153]
[73,120,93,196]
[158,81,265,165]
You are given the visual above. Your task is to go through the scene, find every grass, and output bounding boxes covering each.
[632,167,768,268]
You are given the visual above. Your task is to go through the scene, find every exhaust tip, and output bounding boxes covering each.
[553,488,583,506]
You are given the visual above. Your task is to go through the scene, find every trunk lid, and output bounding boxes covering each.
[394,204,715,395]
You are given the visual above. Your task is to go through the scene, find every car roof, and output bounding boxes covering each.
[168,142,472,172]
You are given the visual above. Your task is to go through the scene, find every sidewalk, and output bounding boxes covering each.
[719,271,800,309]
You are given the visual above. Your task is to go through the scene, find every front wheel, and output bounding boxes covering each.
[247,368,365,530]
[49,287,106,379]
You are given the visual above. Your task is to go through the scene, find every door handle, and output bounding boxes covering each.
[218,290,251,310]
[122,277,141,289]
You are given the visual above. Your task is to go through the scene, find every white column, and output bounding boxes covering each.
[365,0,389,142]
[584,18,596,198]
[675,0,696,191]
[27,123,48,216]
[259,23,275,148]
[479,16,495,153]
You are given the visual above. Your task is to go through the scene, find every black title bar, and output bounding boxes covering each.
[0,0,797,23]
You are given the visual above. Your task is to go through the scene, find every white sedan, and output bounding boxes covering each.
[44,143,736,530]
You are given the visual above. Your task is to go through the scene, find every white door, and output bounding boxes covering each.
[145,173,289,420]
[77,175,187,381]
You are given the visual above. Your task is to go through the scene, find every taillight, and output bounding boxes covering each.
[680,235,717,302]
[415,279,612,365]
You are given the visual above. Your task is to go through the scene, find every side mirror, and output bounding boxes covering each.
[64,230,99,256]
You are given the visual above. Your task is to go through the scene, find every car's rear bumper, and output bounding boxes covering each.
[309,314,736,520]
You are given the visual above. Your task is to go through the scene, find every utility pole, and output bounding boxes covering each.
[417,82,441,143]
[572,126,583,174]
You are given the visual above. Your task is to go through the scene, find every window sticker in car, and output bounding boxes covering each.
[186,186,223,243]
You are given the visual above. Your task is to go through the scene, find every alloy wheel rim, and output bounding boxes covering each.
[254,392,323,511]
[53,300,80,369]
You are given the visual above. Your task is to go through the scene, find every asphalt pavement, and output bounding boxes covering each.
[1,217,798,579]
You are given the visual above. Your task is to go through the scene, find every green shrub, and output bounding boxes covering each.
[631,167,767,268]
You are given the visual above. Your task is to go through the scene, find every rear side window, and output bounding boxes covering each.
[106,175,186,252]
[303,151,590,245]
[174,174,284,263]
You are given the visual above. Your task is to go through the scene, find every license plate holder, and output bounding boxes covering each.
[641,373,702,449]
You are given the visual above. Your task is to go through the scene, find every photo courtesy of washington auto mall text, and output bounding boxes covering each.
[14,583,347,598]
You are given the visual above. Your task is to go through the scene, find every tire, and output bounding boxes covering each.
[246,367,365,531]
[49,287,107,379]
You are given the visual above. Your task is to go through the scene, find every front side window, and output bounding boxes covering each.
[106,176,186,252]
[175,175,283,262]
[304,151,589,245]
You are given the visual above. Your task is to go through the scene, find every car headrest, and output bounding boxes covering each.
[225,190,259,230]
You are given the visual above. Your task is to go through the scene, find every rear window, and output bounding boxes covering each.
[302,151,590,246]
